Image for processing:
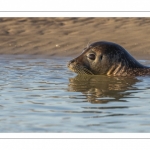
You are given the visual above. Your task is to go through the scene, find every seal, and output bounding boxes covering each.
[68,41,150,76]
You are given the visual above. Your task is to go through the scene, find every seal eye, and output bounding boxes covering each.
[87,53,95,60]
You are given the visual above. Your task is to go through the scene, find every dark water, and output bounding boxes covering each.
[0,55,150,133]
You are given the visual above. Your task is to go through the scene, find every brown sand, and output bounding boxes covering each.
[0,17,150,59]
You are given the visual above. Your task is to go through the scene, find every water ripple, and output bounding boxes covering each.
[0,56,150,132]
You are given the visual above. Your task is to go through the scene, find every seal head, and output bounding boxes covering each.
[68,41,150,76]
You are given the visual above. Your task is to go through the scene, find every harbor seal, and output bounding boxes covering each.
[68,41,150,76]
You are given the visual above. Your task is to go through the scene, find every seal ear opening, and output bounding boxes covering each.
[100,55,103,60]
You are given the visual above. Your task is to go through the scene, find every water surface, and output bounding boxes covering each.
[0,55,150,133]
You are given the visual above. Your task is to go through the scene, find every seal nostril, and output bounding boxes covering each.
[68,59,75,67]
[70,59,75,63]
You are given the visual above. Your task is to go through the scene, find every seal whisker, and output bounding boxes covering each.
[82,67,94,75]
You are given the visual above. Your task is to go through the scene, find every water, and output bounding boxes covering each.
[0,55,150,133]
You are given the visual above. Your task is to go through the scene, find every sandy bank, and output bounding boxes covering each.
[0,17,150,59]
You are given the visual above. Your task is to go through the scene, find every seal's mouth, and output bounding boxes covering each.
[68,63,94,75]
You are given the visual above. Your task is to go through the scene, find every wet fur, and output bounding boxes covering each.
[68,41,150,76]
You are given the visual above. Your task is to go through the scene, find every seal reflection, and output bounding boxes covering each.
[68,75,140,104]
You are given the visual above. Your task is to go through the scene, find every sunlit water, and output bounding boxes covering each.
[0,55,150,133]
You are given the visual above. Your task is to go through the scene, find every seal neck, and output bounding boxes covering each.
[107,63,150,76]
